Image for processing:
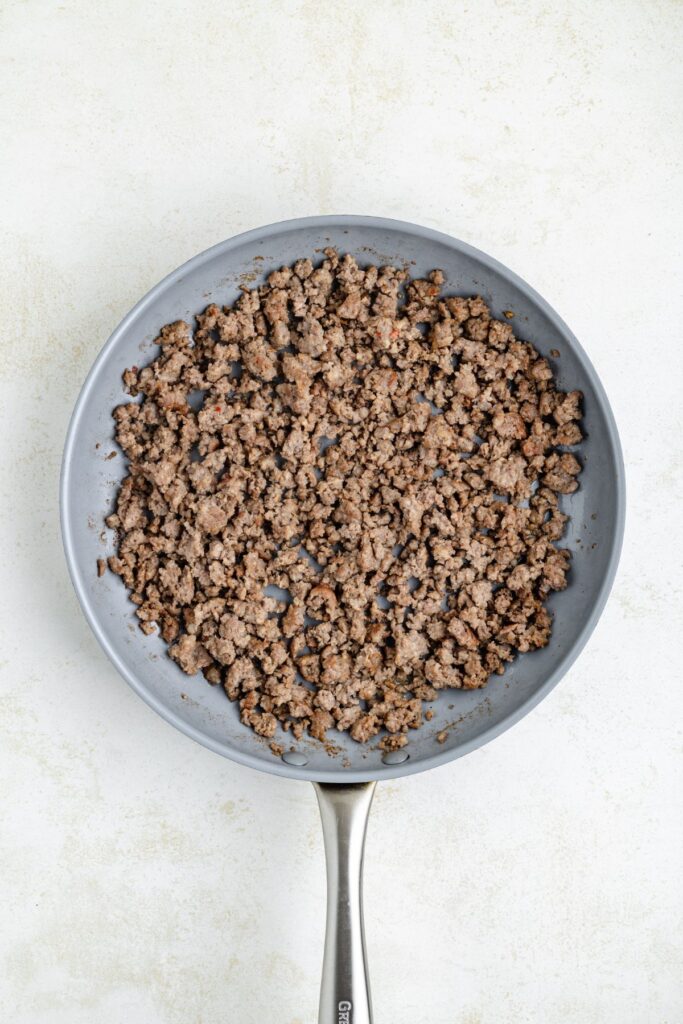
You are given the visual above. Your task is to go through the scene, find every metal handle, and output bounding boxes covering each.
[314,781,377,1024]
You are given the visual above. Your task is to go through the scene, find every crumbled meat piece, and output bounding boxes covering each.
[379,733,408,752]
[105,250,582,752]
[169,634,212,675]
[492,409,526,440]
[487,456,527,494]
[553,390,583,426]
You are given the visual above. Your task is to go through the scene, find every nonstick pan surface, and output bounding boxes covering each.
[60,215,624,784]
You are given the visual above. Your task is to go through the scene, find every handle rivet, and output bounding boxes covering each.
[282,750,308,766]
[381,750,410,765]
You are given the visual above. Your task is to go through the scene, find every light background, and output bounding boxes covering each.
[0,2,681,1022]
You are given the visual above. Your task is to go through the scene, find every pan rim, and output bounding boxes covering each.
[60,214,626,783]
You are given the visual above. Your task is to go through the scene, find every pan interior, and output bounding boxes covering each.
[61,217,624,782]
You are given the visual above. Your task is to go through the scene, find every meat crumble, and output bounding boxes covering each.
[104,250,582,749]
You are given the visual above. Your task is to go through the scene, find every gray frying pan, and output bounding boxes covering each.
[60,216,625,1023]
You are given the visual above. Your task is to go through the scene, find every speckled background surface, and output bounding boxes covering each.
[1,2,681,1022]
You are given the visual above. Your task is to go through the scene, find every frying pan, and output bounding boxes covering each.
[60,216,625,1023]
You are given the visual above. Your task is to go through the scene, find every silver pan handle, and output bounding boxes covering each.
[314,781,377,1024]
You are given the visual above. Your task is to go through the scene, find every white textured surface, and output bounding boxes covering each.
[1,2,681,1022]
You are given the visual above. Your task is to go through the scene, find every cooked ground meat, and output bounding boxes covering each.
[104,250,582,749]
